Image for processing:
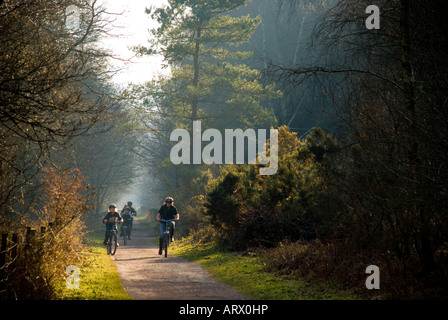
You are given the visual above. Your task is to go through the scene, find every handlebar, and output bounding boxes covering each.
[159,219,175,223]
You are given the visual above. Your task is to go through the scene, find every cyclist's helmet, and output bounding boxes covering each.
[123,206,130,211]
[127,201,133,206]
[165,197,173,203]
[109,203,117,209]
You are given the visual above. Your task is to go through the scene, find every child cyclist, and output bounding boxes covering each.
[120,206,133,240]
[102,203,122,246]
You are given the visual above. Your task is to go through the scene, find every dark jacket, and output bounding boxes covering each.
[103,211,122,225]
[158,204,178,220]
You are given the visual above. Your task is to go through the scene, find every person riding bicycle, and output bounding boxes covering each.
[102,203,122,246]
[120,206,133,240]
[121,201,137,230]
[122,201,137,216]
[156,197,179,255]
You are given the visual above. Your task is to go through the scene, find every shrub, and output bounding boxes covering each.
[0,167,94,299]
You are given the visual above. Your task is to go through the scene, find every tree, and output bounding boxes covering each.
[230,0,332,134]
[0,0,110,145]
[0,0,139,298]
[124,0,282,228]
[268,0,448,279]
[0,0,114,218]
[131,0,281,131]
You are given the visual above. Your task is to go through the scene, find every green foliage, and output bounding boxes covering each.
[204,169,244,242]
[124,0,282,232]
[201,126,343,249]
[129,0,281,131]
[196,123,448,298]
[144,0,258,63]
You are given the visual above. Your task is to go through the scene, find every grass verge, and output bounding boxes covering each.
[54,229,132,300]
[170,237,363,300]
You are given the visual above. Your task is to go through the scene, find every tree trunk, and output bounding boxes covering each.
[399,0,434,273]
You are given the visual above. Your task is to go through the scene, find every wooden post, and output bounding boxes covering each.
[26,227,31,248]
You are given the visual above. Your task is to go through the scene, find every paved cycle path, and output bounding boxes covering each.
[111,217,247,300]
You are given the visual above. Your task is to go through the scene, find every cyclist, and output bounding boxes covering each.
[122,201,137,230]
[156,197,179,255]
[122,201,137,216]
[120,206,133,240]
[102,203,122,246]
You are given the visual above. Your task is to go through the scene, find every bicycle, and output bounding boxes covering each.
[105,217,119,255]
[121,220,132,245]
[159,219,174,258]
[106,229,118,255]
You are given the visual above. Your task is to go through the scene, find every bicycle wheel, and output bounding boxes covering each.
[106,241,111,255]
[111,232,118,255]
[106,232,112,255]
[163,233,169,258]
[123,226,128,245]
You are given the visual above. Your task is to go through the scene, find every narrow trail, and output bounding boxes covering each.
[111,217,247,300]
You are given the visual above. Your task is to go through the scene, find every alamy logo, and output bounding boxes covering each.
[170,121,278,175]
[365,5,380,30]
[65,265,80,289]
[365,265,380,289]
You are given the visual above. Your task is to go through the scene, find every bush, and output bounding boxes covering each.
[0,167,94,300]
[202,126,343,249]
[185,125,448,298]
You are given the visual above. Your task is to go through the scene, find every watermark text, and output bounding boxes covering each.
[170,121,278,175]
[65,265,80,290]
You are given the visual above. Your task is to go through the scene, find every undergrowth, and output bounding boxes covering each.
[171,233,363,300]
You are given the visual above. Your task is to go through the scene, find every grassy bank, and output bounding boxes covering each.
[54,229,132,300]
[55,212,156,300]
[171,237,363,300]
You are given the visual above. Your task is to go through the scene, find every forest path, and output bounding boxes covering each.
[110,217,247,300]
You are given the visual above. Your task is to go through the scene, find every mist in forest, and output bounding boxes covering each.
[1,0,447,299]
